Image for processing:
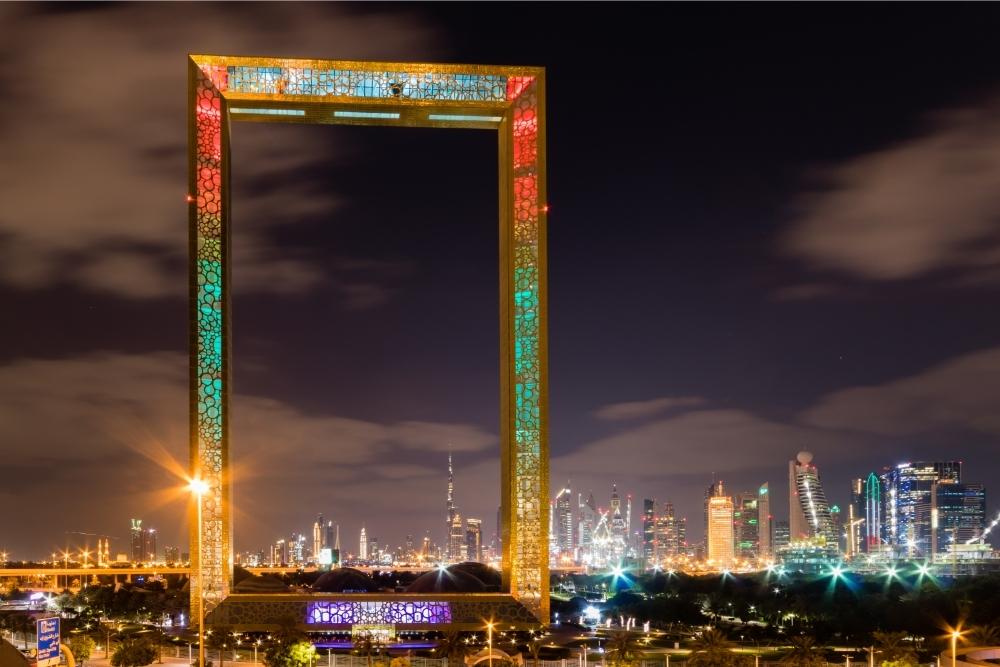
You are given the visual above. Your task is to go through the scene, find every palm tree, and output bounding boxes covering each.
[872,631,917,667]
[354,631,384,667]
[688,628,744,667]
[12,613,33,650]
[436,631,472,667]
[969,625,1000,647]
[606,630,642,667]
[526,634,545,667]
[781,636,826,667]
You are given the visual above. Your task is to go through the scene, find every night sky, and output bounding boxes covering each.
[3,3,1000,559]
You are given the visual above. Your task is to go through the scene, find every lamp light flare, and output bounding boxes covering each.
[189,478,209,495]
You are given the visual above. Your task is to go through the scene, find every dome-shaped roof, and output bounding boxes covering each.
[313,568,380,593]
[448,562,501,589]
[797,451,814,465]
[233,575,288,593]
[405,566,486,593]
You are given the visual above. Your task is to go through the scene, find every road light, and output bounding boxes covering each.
[950,629,964,667]
[486,620,495,667]
[189,477,209,667]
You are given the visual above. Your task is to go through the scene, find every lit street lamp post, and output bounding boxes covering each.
[952,630,962,667]
[190,478,209,667]
[486,621,495,667]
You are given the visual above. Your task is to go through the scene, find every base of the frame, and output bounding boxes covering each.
[205,593,542,632]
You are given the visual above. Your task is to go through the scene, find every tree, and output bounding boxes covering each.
[264,640,316,667]
[11,613,33,650]
[111,638,158,667]
[69,634,96,665]
[873,631,917,667]
[436,631,473,666]
[206,626,233,667]
[688,628,746,667]
[969,625,1000,646]
[353,631,385,667]
[780,636,826,667]
[526,633,545,667]
[606,630,643,667]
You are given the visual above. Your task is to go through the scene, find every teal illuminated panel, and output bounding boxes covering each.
[428,114,503,122]
[333,110,400,120]
[231,107,306,116]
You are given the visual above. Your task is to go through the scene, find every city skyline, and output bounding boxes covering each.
[4,4,1000,561]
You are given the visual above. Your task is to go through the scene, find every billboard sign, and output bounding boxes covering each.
[36,617,60,667]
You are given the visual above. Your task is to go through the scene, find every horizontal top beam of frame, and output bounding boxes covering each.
[191,54,541,110]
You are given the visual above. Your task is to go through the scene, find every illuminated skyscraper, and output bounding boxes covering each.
[930,481,986,555]
[610,484,626,540]
[359,526,368,561]
[555,485,573,554]
[788,451,836,545]
[465,518,482,562]
[313,514,325,562]
[578,492,598,553]
[758,483,772,560]
[864,472,882,552]
[707,493,735,566]
[704,480,724,545]
[653,501,684,560]
[881,461,961,557]
[642,499,656,567]
[449,514,466,562]
[129,519,143,563]
[734,492,759,560]
[143,527,157,562]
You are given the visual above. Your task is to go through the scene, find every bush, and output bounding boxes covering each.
[111,639,157,667]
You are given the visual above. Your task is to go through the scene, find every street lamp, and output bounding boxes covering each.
[486,621,495,667]
[951,629,963,667]
[189,477,209,667]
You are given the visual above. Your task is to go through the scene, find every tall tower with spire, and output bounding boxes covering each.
[446,452,456,547]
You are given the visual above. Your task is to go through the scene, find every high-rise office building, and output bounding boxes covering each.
[704,480,724,544]
[164,546,180,563]
[931,481,986,555]
[325,521,335,554]
[707,493,735,566]
[578,492,598,552]
[143,527,157,562]
[449,514,466,562]
[313,514,325,562]
[130,519,143,563]
[555,485,574,554]
[881,461,961,557]
[653,501,684,560]
[864,472,882,553]
[610,484,626,540]
[359,526,368,561]
[734,492,759,560]
[642,499,656,567]
[774,520,790,552]
[465,518,482,562]
[788,451,837,546]
[271,539,288,566]
[758,483,772,561]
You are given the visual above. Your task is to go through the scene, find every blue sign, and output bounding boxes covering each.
[36,617,60,667]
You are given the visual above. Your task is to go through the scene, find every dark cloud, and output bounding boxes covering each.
[781,97,1000,285]
[0,3,437,302]
[0,351,495,557]
[800,345,1000,436]
[593,396,707,421]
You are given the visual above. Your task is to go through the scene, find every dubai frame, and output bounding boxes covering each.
[187,55,549,626]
